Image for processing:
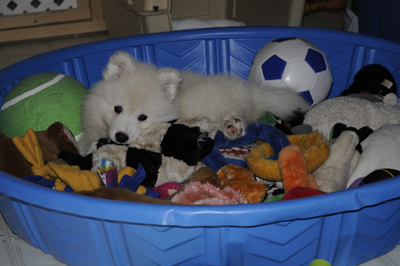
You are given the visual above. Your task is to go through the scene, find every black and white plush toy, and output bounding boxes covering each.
[59,118,220,187]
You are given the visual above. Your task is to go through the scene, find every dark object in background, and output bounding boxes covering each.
[358,0,400,43]
[340,64,397,96]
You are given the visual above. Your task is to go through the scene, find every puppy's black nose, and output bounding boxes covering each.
[115,132,129,143]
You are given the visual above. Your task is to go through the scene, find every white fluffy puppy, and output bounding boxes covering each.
[79,51,309,154]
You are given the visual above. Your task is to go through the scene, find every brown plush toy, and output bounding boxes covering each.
[166,167,221,200]
[0,122,79,178]
[6,124,102,192]
[217,164,267,203]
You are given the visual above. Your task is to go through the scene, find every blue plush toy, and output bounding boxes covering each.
[23,164,160,198]
[202,122,291,172]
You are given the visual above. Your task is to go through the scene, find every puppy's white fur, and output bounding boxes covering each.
[79,51,309,154]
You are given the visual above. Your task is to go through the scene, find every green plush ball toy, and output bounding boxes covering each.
[0,72,88,139]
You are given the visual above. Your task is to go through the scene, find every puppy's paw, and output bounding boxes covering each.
[222,115,246,140]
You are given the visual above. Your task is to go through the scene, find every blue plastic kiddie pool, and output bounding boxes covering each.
[1,26,400,266]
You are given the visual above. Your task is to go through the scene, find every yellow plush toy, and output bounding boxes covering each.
[12,128,101,192]
[247,132,330,182]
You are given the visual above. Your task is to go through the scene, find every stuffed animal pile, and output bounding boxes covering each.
[1,63,399,206]
[302,64,400,191]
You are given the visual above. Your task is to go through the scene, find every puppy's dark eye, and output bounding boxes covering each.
[138,114,148,121]
[114,106,122,114]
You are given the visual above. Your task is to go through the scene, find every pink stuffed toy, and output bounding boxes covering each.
[171,181,248,205]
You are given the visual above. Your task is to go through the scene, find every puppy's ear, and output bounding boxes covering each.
[103,51,135,80]
[159,69,182,101]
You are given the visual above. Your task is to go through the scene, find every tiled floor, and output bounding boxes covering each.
[0,9,345,71]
